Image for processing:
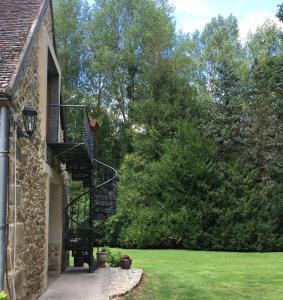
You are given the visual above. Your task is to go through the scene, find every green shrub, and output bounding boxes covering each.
[0,291,7,300]
[100,246,109,252]
[107,251,123,267]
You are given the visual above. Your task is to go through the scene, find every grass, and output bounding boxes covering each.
[109,249,283,300]
[69,248,283,299]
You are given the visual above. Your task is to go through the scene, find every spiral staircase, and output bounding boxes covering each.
[47,104,117,272]
[64,159,118,272]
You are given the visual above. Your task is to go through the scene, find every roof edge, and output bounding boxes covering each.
[5,0,50,99]
[49,0,58,56]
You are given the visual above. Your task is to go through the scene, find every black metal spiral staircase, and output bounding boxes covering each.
[65,159,118,272]
[47,104,117,272]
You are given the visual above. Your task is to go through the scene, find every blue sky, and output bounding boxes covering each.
[87,0,283,39]
[170,0,283,39]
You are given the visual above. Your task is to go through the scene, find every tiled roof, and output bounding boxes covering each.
[0,0,44,94]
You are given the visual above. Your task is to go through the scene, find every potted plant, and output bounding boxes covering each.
[107,251,123,267]
[96,246,109,268]
[120,254,132,269]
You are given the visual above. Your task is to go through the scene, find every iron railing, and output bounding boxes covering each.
[47,104,93,161]
[91,159,118,220]
[65,158,118,227]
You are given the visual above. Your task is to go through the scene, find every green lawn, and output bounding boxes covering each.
[110,249,283,300]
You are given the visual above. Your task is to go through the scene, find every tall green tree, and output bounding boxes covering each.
[53,0,89,91]
[81,0,176,161]
[277,3,283,22]
[53,0,283,251]
[190,15,248,157]
[243,21,283,179]
[85,0,174,120]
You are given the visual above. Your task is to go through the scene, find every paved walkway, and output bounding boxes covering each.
[39,267,143,300]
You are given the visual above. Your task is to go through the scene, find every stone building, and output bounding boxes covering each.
[0,1,117,299]
[0,0,68,298]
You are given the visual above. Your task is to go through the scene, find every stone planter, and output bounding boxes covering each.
[96,251,108,268]
[120,257,132,269]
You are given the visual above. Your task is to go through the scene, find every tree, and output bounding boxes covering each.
[85,0,174,120]
[53,1,283,251]
[191,15,249,158]
[277,3,283,22]
[53,0,90,91]
[244,21,283,179]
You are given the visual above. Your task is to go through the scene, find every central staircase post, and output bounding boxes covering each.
[88,182,95,273]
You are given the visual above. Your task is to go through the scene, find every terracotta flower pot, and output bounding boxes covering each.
[96,251,108,268]
[120,257,132,269]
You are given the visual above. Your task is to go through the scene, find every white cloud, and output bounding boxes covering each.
[169,0,214,17]
[175,17,208,33]
[169,0,215,34]
[170,1,283,40]
[239,12,283,40]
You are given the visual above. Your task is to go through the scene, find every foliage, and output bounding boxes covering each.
[100,246,109,252]
[0,291,7,300]
[107,250,123,267]
[54,1,283,252]
[53,0,90,91]
[113,14,283,251]
[277,3,283,22]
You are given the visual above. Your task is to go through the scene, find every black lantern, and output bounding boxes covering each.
[21,106,38,138]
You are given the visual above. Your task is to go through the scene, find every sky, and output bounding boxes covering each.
[169,0,283,39]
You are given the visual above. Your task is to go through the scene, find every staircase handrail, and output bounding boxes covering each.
[65,158,118,226]
[92,158,118,189]
[65,190,89,226]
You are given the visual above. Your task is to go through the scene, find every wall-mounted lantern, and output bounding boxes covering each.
[17,106,38,138]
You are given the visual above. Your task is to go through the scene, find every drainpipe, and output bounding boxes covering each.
[0,106,9,290]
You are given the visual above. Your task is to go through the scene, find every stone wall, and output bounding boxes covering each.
[43,5,53,45]
[5,3,65,300]
[7,31,47,299]
[61,168,70,273]
[48,244,60,276]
